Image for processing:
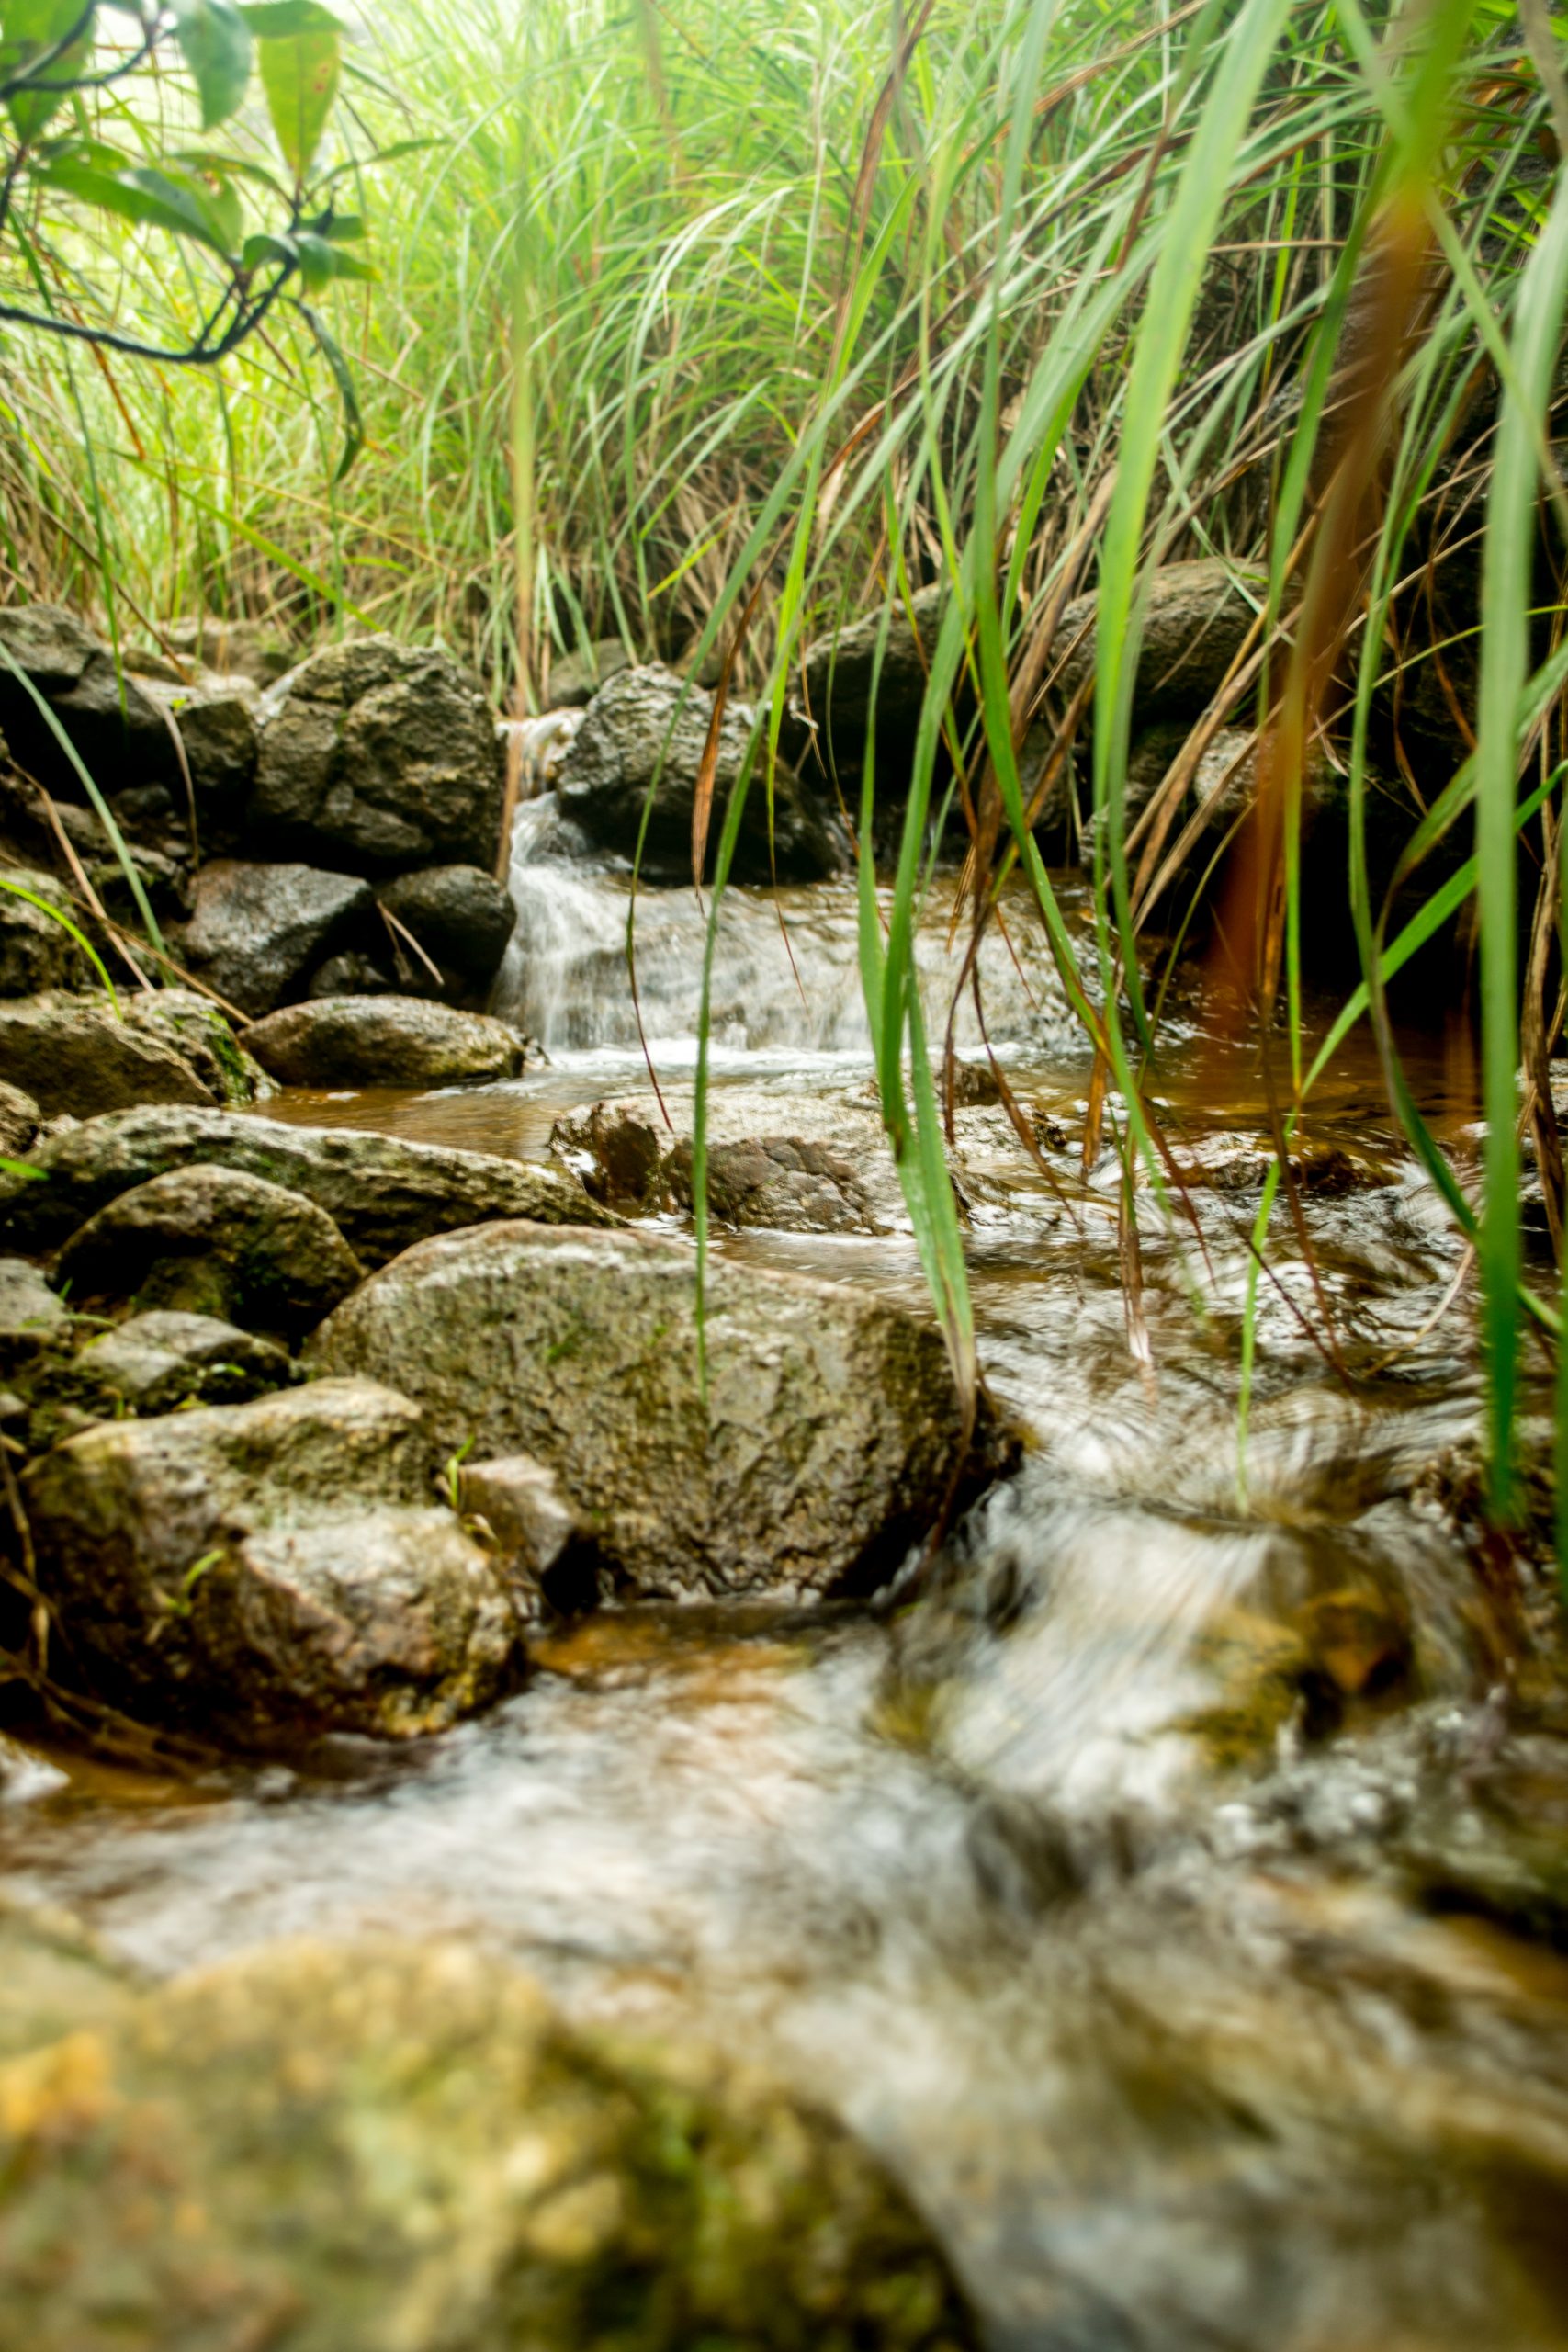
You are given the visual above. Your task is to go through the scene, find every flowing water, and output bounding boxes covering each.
[4,797,1567,2349]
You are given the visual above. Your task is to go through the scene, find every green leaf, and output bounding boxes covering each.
[257,19,339,182]
[292,227,373,286]
[42,155,242,255]
[2,0,97,141]
[171,0,252,130]
[238,0,340,30]
[241,227,296,271]
[299,298,363,480]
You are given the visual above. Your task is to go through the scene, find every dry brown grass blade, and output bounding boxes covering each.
[690,569,769,890]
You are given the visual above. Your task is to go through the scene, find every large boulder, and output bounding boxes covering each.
[0,605,171,797]
[55,1164,365,1339]
[796,582,947,755]
[556,665,849,884]
[173,858,374,1018]
[0,1103,615,1262]
[0,994,215,1117]
[1053,558,1264,722]
[23,1377,521,1740]
[161,614,295,686]
[548,635,634,706]
[0,1930,975,2352]
[242,994,524,1089]
[252,637,506,875]
[378,862,517,982]
[0,865,95,996]
[309,1222,1011,1601]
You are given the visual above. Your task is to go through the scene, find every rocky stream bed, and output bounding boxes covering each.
[0,601,1564,2349]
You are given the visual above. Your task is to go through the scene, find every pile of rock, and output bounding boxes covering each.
[0,609,518,1016]
[0,1091,1008,1751]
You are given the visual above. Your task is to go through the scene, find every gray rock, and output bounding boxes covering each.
[0,866,95,996]
[138,678,258,850]
[377,863,517,980]
[0,1930,975,2352]
[309,1221,1013,1601]
[797,581,947,751]
[174,858,375,1017]
[0,994,215,1117]
[242,994,524,1089]
[0,1078,39,1159]
[557,665,849,884]
[161,616,294,687]
[550,1100,667,1211]
[1054,558,1264,721]
[0,605,171,797]
[458,1451,589,1611]
[56,1163,364,1339]
[548,636,633,707]
[0,1102,616,1263]
[666,1134,878,1235]
[308,949,399,998]
[252,637,506,875]
[23,1378,521,1740]
[0,1255,65,1375]
[76,1309,295,1412]
[121,988,271,1106]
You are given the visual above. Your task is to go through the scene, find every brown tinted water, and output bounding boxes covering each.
[3,838,1565,2350]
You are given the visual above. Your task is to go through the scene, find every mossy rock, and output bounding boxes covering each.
[0,1932,976,2352]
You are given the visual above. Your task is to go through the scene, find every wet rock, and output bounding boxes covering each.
[550,1100,668,1211]
[0,865,94,995]
[378,861,518,981]
[557,664,849,884]
[76,1309,295,1412]
[0,1078,39,1159]
[797,581,947,752]
[173,858,375,1018]
[0,605,171,797]
[551,1086,915,1233]
[0,1895,139,2061]
[1054,559,1265,721]
[459,1452,592,1612]
[252,637,506,875]
[55,1163,364,1340]
[161,615,295,687]
[0,993,220,1119]
[549,635,634,706]
[243,994,524,1089]
[120,988,271,1106]
[137,675,258,850]
[308,947,400,998]
[310,1221,1013,1602]
[0,1103,616,1263]
[0,1256,65,1376]
[23,1378,520,1741]
[665,1133,878,1234]
[0,1931,976,2352]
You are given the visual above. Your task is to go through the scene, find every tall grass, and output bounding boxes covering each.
[3,0,1566,1547]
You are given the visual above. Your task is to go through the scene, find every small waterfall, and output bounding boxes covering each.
[491,766,1082,1063]
[496,709,584,808]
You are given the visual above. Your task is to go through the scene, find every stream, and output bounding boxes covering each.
[4,797,1567,2351]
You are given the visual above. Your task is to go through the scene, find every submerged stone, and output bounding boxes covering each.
[310,1221,1013,1602]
